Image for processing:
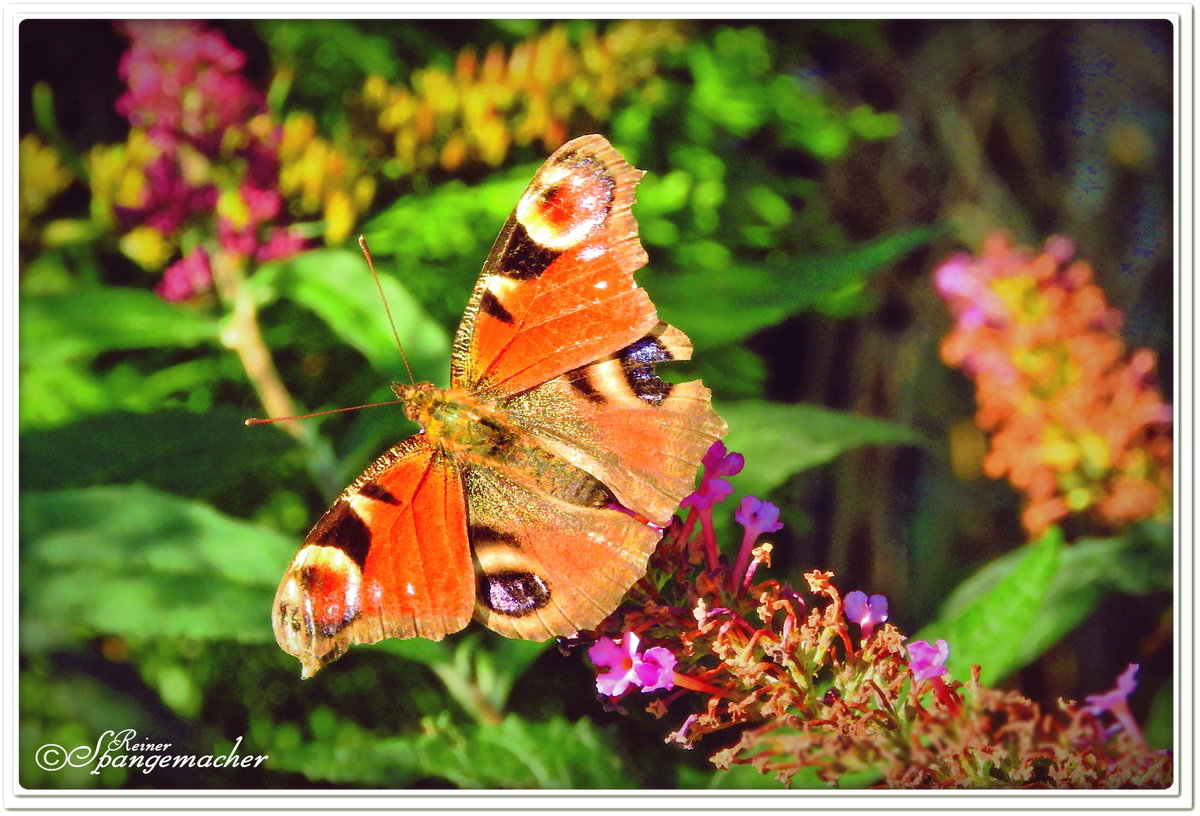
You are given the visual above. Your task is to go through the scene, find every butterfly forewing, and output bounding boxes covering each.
[273,438,473,677]
[451,134,658,398]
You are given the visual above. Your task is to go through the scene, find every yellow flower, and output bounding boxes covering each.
[119,224,173,270]
[85,130,160,228]
[323,189,353,244]
[19,134,74,235]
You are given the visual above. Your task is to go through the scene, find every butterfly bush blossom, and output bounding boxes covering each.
[582,441,1172,788]
[934,234,1172,537]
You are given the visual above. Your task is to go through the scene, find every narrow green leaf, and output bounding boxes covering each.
[21,408,294,496]
[259,249,451,384]
[719,400,925,498]
[913,528,1065,686]
[20,485,294,650]
[21,289,219,366]
[649,226,942,347]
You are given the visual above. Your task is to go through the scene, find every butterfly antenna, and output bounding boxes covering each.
[245,398,406,426]
[359,234,416,385]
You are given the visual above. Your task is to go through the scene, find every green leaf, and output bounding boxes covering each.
[20,288,219,366]
[372,632,550,721]
[1144,677,1174,751]
[256,249,451,384]
[20,408,294,496]
[719,400,925,498]
[20,485,294,650]
[913,527,1065,686]
[920,521,1172,681]
[649,226,941,347]
[268,712,630,788]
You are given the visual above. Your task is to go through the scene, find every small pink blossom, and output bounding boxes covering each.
[702,441,745,478]
[731,495,784,590]
[680,476,733,511]
[589,632,676,697]
[155,247,212,302]
[1083,663,1146,746]
[844,591,889,641]
[907,639,950,682]
[734,496,783,540]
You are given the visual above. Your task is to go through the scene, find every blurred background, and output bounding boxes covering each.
[18,18,1174,788]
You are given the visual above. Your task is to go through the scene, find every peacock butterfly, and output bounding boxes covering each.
[273,134,727,677]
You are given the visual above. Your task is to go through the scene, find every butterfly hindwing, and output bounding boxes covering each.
[465,462,663,639]
[502,322,728,528]
[273,437,473,677]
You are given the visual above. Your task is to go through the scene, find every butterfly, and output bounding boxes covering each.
[273,134,727,677]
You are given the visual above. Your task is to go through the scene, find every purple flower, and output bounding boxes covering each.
[1083,663,1145,746]
[680,476,733,511]
[588,632,676,697]
[702,441,745,478]
[844,590,889,641]
[907,639,949,682]
[681,441,744,512]
[734,496,784,539]
[1083,662,1139,716]
[155,247,212,302]
[731,496,784,589]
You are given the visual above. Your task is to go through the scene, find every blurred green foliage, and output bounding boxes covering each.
[18,18,1173,790]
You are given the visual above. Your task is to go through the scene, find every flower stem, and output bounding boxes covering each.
[210,250,340,496]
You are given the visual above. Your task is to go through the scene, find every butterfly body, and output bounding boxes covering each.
[274,135,726,677]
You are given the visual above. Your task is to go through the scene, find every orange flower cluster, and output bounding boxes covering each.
[356,21,687,176]
[935,234,1172,537]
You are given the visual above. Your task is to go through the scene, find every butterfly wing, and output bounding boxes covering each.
[448,134,726,638]
[503,321,727,528]
[465,463,663,640]
[451,134,659,397]
[273,437,473,677]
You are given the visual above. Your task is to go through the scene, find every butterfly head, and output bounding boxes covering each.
[392,381,509,454]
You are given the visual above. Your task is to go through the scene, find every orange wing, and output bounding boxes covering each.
[464,463,664,640]
[503,322,727,528]
[443,136,727,639]
[273,438,473,677]
[450,135,659,398]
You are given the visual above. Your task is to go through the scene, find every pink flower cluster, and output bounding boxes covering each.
[113,21,310,301]
[116,20,264,156]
